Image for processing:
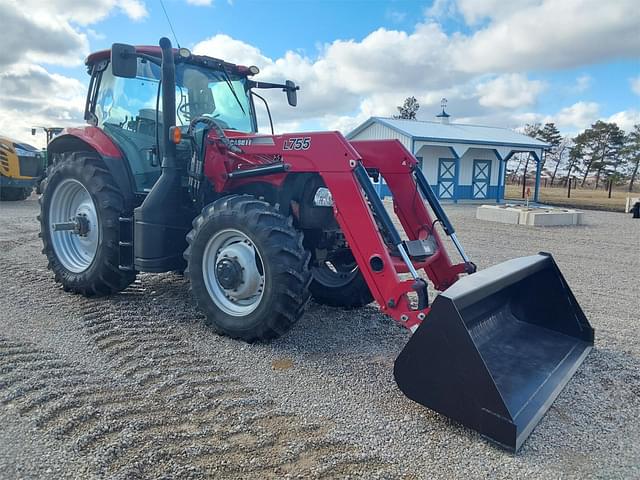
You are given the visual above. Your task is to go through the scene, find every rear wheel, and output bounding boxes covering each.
[39,152,135,295]
[185,195,311,342]
[309,247,373,308]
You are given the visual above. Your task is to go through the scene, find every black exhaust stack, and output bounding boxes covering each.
[134,37,193,272]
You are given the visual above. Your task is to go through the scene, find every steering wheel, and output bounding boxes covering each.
[178,102,215,120]
[188,116,241,153]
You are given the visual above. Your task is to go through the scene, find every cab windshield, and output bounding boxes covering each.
[96,58,255,133]
[93,58,255,192]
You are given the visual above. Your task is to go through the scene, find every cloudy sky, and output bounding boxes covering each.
[1,0,638,147]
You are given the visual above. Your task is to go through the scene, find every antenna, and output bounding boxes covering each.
[159,0,181,48]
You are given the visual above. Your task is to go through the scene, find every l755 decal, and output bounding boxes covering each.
[283,137,311,150]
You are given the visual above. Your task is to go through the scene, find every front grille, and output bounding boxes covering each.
[18,156,43,177]
[0,149,10,174]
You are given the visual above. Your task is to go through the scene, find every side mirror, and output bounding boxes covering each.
[111,43,137,78]
[285,80,299,107]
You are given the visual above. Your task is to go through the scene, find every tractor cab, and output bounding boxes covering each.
[84,47,259,193]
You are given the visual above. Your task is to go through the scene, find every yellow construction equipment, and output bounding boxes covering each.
[0,134,44,200]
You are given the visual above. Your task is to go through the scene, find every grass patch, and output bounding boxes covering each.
[505,184,637,212]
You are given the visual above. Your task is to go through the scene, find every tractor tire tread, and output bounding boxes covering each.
[185,194,310,342]
[39,151,135,296]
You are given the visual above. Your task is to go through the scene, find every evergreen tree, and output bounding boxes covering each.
[623,124,640,192]
[538,123,562,171]
[549,136,571,186]
[523,122,543,139]
[394,96,420,120]
[564,143,583,186]
[573,121,625,188]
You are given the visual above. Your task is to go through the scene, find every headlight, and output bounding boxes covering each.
[313,187,333,207]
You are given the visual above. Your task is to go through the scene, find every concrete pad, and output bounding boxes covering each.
[476,204,584,226]
[476,205,521,224]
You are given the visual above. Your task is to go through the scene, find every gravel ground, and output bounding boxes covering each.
[0,195,639,479]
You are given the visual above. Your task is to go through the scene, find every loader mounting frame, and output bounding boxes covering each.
[210,132,470,332]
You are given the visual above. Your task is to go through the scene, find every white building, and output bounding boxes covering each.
[347,112,549,202]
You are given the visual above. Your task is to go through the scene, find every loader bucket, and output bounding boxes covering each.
[394,253,593,451]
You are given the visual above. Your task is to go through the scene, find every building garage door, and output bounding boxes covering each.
[472,159,491,199]
[437,159,457,199]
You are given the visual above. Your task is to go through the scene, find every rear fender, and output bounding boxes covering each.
[48,127,138,210]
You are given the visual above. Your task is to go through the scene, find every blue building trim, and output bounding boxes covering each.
[456,185,499,200]
[437,157,459,202]
[471,159,492,200]
[494,149,504,203]
[531,150,542,202]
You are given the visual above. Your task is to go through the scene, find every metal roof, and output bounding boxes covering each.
[348,117,549,149]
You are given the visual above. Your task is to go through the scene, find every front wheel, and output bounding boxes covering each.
[185,195,311,342]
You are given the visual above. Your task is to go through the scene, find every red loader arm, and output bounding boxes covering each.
[205,130,469,331]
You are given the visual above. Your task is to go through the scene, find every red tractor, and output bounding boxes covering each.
[39,38,593,451]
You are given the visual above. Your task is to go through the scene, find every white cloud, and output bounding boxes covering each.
[194,34,269,68]
[551,101,600,131]
[117,0,147,19]
[0,0,150,69]
[1,2,88,68]
[424,0,457,20]
[192,0,638,135]
[18,0,148,25]
[0,0,636,144]
[514,101,600,133]
[186,0,213,5]
[0,64,86,147]
[193,25,461,130]
[514,104,639,135]
[573,74,592,93]
[631,76,640,96]
[476,74,545,109]
[449,0,640,73]
[606,110,640,132]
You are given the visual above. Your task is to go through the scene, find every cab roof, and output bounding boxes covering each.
[85,45,252,75]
